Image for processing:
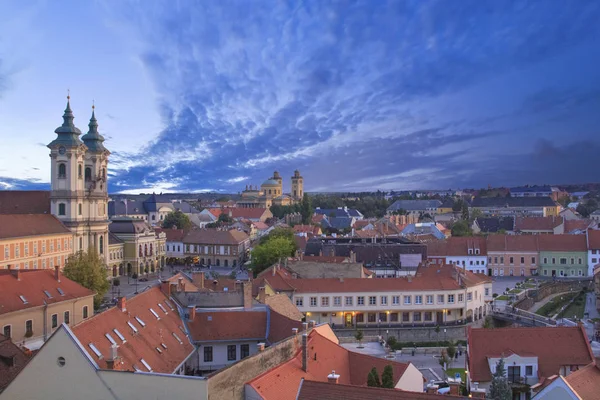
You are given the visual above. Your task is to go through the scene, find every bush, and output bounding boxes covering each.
[386,336,397,348]
[492,293,498,298]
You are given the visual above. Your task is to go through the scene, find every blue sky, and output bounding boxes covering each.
[1,0,599,194]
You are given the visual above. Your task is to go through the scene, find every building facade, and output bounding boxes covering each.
[538,235,588,278]
[486,235,540,277]
[587,230,600,277]
[48,99,110,265]
[237,170,303,208]
[183,229,250,268]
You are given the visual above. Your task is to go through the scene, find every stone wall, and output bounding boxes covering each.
[206,335,301,400]
[333,325,467,343]
[515,280,590,311]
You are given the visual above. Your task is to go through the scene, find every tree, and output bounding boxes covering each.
[461,202,470,220]
[488,358,512,400]
[300,193,313,224]
[367,367,381,387]
[470,208,483,221]
[251,236,296,275]
[218,213,233,224]
[438,351,450,369]
[451,220,472,237]
[381,365,394,388]
[452,199,463,212]
[355,330,364,348]
[63,250,110,309]
[386,336,397,349]
[447,343,456,367]
[162,210,192,231]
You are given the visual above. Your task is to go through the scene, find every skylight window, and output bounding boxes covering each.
[57,288,65,296]
[161,343,168,349]
[89,343,103,358]
[113,329,126,342]
[19,295,28,304]
[140,358,152,372]
[156,347,163,354]
[127,321,138,333]
[105,333,117,345]
[164,300,175,310]
[172,332,183,344]
[157,303,168,314]
[44,290,53,299]
[149,308,160,320]
[135,317,146,327]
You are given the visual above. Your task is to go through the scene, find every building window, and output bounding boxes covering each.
[357,296,365,306]
[83,306,89,319]
[345,296,353,306]
[295,297,303,307]
[552,258,556,264]
[459,293,464,302]
[494,257,498,264]
[356,313,364,323]
[424,312,433,321]
[402,312,410,322]
[368,313,376,323]
[227,345,236,361]
[437,295,444,304]
[532,257,536,265]
[333,296,341,306]
[85,167,92,181]
[368,296,376,306]
[520,257,525,264]
[413,312,422,322]
[560,258,567,265]
[78,164,82,178]
[500,257,504,264]
[403,295,411,305]
[241,344,250,359]
[415,295,423,305]
[390,313,398,322]
[99,236,104,254]
[509,257,514,265]
[578,258,582,265]
[3,325,11,338]
[321,297,329,307]
[58,163,67,178]
[526,366,533,376]
[204,346,213,362]
[379,312,387,322]
[426,295,433,305]
[310,297,317,307]
[485,288,489,296]
[448,294,455,303]
[64,311,70,325]
[380,296,387,305]
[58,203,66,216]
[25,320,33,336]
[392,296,400,305]
[51,314,58,329]
[467,292,473,301]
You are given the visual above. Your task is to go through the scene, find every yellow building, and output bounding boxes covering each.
[237,170,303,208]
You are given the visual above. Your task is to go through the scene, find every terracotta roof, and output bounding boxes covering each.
[426,240,448,257]
[183,229,249,245]
[262,294,304,321]
[247,328,411,400]
[187,308,303,344]
[301,256,348,263]
[293,225,320,234]
[253,221,269,230]
[0,269,94,316]
[537,234,587,252]
[564,219,590,233]
[154,228,186,242]
[0,334,31,391]
[486,234,540,252]
[311,214,325,224]
[444,237,487,256]
[210,208,270,220]
[289,264,488,294]
[0,191,50,214]
[71,287,194,374]
[564,362,600,399]
[515,216,563,232]
[468,326,593,382]
[0,214,72,240]
[353,230,380,238]
[352,220,372,230]
[294,236,308,252]
[297,380,468,400]
[588,229,600,249]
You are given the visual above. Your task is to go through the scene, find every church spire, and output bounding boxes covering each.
[48,92,83,148]
[81,102,108,153]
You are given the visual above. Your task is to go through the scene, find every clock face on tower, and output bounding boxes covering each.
[58,146,66,155]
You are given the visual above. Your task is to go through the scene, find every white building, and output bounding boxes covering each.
[587,229,600,276]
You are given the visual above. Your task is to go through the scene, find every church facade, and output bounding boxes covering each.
[237,170,304,208]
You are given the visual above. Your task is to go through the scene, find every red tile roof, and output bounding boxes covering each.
[293,225,320,235]
[262,294,304,321]
[247,328,411,400]
[467,326,593,382]
[311,214,325,224]
[71,287,195,374]
[183,228,249,245]
[0,269,94,316]
[486,234,540,252]
[253,221,270,230]
[537,234,587,252]
[301,256,347,263]
[353,230,380,238]
[297,380,468,400]
[294,236,308,252]
[444,237,487,256]
[564,362,600,399]
[0,214,72,240]
[209,208,270,220]
[588,229,600,249]
[0,334,32,391]
[187,308,303,344]
[154,227,186,242]
[426,240,448,257]
[352,220,372,230]
[515,216,563,232]
[0,191,50,214]
[564,219,590,233]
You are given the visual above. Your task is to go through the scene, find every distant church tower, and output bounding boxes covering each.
[291,170,303,200]
[272,171,283,195]
[48,97,110,265]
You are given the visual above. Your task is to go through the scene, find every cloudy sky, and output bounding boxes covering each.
[1,0,599,194]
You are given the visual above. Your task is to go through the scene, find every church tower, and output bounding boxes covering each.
[291,170,303,201]
[272,171,283,196]
[48,97,110,265]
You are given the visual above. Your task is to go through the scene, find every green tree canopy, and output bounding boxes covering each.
[63,250,109,309]
[251,230,297,276]
[218,213,233,224]
[367,367,381,387]
[488,358,512,400]
[451,220,472,237]
[162,210,192,231]
[300,193,313,224]
[381,365,394,388]
[461,202,470,220]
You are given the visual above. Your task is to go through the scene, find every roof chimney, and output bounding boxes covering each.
[242,281,253,310]
[259,287,267,303]
[10,266,20,281]
[54,265,61,282]
[308,320,316,330]
[327,370,340,384]
[177,277,184,292]
[117,296,126,312]
[197,271,205,289]
[292,327,299,336]
[302,333,308,372]
[257,342,265,352]
[188,306,196,321]
[106,344,118,370]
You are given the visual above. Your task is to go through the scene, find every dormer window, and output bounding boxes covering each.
[468,249,473,255]
[58,163,67,179]
[475,249,480,255]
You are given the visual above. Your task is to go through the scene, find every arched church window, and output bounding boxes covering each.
[102,168,106,180]
[139,245,143,257]
[150,244,153,256]
[58,203,66,216]
[78,165,82,178]
[144,244,148,256]
[99,236,104,254]
[58,163,67,179]
[85,167,92,181]
[78,203,82,215]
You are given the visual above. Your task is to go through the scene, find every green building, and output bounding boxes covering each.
[538,235,588,277]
